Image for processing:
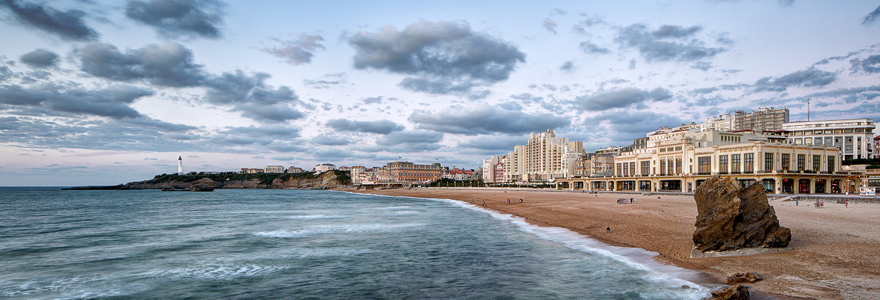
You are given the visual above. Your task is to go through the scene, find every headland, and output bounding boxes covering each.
[347,187,880,299]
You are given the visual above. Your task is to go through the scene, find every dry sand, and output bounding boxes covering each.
[346,187,880,299]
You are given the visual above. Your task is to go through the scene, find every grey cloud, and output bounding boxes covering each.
[204,70,304,122]
[753,68,837,92]
[375,130,443,151]
[692,61,712,71]
[263,34,325,65]
[20,49,58,68]
[560,61,574,72]
[238,103,305,123]
[850,55,880,73]
[576,87,670,111]
[270,156,295,161]
[0,116,201,151]
[458,135,527,151]
[349,20,525,95]
[651,25,701,39]
[312,148,351,160]
[325,119,404,134]
[615,24,726,62]
[409,106,570,135]
[362,96,383,104]
[223,125,301,138]
[0,0,98,41]
[0,84,151,118]
[692,87,718,94]
[311,135,351,146]
[79,42,206,87]
[580,41,609,54]
[543,18,557,34]
[125,0,224,39]
[863,5,880,26]
[585,110,686,143]
[650,87,673,100]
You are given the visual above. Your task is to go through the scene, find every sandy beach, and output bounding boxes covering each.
[346,187,880,299]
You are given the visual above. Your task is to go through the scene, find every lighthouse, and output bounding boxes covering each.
[178,156,183,175]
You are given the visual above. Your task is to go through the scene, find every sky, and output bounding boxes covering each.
[1,0,880,186]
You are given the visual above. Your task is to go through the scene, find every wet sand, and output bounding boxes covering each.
[346,187,880,299]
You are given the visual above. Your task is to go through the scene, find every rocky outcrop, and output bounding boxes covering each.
[726,272,763,284]
[693,176,791,252]
[69,171,347,190]
[703,285,750,300]
[190,178,215,191]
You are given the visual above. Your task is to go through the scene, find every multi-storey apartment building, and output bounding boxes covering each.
[734,107,789,131]
[349,166,366,184]
[557,129,847,194]
[782,119,875,160]
[386,161,443,183]
[264,165,284,173]
[503,129,585,182]
[481,155,505,183]
[314,163,336,173]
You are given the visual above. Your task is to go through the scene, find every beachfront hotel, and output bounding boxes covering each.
[555,128,853,194]
[781,118,875,160]
[503,129,586,182]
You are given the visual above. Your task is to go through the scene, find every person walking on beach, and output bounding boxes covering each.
[846,200,848,208]
[507,199,510,204]
[519,199,523,203]
[606,226,610,233]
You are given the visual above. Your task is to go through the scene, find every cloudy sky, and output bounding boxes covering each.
[1,0,880,186]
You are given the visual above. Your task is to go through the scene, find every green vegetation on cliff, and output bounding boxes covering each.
[149,170,350,186]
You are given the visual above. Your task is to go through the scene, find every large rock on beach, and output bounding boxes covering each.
[693,176,791,252]
[703,285,750,300]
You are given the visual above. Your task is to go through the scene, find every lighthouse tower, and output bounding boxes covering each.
[177,156,183,175]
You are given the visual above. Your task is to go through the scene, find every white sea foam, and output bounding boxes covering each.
[287,214,344,220]
[254,223,426,238]
[156,263,286,280]
[412,195,710,299]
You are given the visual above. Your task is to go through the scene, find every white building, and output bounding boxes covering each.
[314,163,336,173]
[481,155,505,183]
[699,113,736,132]
[264,165,284,173]
[503,129,585,182]
[782,119,875,160]
[349,166,366,184]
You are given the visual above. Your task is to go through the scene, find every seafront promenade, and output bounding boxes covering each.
[348,187,880,300]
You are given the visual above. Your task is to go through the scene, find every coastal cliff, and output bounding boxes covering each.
[66,171,350,190]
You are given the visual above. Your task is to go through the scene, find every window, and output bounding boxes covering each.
[828,156,835,172]
[719,155,728,174]
[797,154,805,171]
[744,153,754,173]
[660,160,666,175]
[764,153,773,172]
[676,158,682,175]
[813,155,820,172]
[732,154,741,173]
[698,156,711,174]
[629,162,635,177]
[667,159,674,175]
[782,154,790,171]
[641,161,650,176]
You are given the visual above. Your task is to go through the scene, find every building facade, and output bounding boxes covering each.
[782,119,875,160]
[556,129,847,194]
[481,155,506,183]
[386,161,443,183]
[503,129,585,182]
[734,107,789,131]
[264,165,284,173]
[314,163,336,173]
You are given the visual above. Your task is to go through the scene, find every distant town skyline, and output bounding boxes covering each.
[2,0,880,186]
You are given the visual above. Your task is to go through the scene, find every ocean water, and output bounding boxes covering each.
[0,188,711,299]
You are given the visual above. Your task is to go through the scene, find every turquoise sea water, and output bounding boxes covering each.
[0,188,710,299]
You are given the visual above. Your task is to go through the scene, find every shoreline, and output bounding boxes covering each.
[345,187,880,300]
